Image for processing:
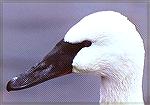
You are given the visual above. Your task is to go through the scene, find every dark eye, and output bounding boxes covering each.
[82,40,92,47]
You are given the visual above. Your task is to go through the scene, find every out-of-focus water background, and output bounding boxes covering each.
[2,2,149,104]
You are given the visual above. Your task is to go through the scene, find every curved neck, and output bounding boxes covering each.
[99,76,143,104]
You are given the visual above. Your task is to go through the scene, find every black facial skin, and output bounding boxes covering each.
[6,39,92,91]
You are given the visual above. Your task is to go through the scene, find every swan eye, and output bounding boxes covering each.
[82,40,92,47]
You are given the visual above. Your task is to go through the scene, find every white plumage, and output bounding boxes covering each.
[64,11,145,104]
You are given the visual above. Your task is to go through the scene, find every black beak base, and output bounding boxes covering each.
[6,39,91,91]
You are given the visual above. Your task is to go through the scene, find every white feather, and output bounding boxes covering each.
[64,11,145,104]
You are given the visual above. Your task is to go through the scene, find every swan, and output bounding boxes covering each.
[6,11,145,105]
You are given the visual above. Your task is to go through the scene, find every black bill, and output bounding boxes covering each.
[6,39,91,91]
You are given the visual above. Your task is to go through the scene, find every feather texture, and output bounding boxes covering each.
[64,11,145,104]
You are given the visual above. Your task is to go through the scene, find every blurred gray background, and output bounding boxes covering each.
[2,2,149,104]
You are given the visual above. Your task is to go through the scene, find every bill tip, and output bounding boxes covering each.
[6,81,12,92]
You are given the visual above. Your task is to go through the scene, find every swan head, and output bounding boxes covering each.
[7,11,145,103]
[64,11,145,102]
[64,11,145,77]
